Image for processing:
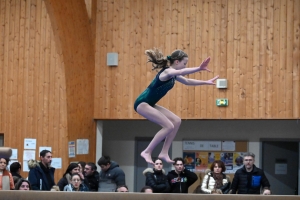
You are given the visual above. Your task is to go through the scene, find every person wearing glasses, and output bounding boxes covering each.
[143,158,170,193]
[167,157,198,193]
[63,173,89,192]
[230,152,271,195]
[134,48,219,165]
[15,179,32,191]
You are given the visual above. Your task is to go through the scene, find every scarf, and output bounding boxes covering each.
[213,173,224,189]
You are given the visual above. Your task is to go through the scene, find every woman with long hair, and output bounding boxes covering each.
[63,173,89,192]
[57,163,80,191]
[143,158,170,193]
[14,178,32,191]
[0,157,14,190]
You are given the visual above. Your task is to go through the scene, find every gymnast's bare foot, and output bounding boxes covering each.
[158,153,174,164]
[141,151,154,165]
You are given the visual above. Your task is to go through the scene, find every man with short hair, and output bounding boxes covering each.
[10,162,23,185]
[83,162,99,191]
[97,156,126,192]
[167,157,198,193]
[28,150,55,190]
[231,152,271,195]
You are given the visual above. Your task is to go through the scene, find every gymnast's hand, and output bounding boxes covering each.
[205,75,219,85]
[198,57,211,72]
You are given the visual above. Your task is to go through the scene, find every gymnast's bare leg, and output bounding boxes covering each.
[137,103,181,164]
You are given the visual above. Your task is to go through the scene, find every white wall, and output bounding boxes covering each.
[97,119,300,191]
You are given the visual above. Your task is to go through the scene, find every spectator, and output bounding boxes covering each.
[143,158,170,193]
[28,150,55,190]
[195,160,230,194]
[0,157,14,190]
[14,178,32,190]
[57,163,80,191]
[140,186,153,193]
[98,156,126,192]
[231,152,271,195]
[64,173,89,192]
[167,157,198,193]
[9,162,23,185]
[115,185,129,192]
[83,162,99,191]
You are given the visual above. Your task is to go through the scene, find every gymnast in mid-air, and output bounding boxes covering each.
[134,48,219,164]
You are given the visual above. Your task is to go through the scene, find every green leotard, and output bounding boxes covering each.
[134,67,176,111]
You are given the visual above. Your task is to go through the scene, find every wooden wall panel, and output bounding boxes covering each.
[0,0,96,183]
[94,0,300,119]
[44,0,96,173]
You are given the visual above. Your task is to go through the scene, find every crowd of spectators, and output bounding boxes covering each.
[0,151,270,195]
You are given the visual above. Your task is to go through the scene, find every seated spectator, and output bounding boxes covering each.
[140,186,153,193]
[196,160,230,194]
[57,163,80,191]
[83,162,99,191]
[115,185,129,192]
[167,157,198,193]
[143,158,170,193]
[0,157,14,190]
[14,178,32,191]
[9,162,23,185]
[50,185,60,191]
[231,152,271,195]
[63,173,89,192]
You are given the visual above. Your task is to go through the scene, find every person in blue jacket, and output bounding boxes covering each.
[28,150,55,190]
[135,48,219,164]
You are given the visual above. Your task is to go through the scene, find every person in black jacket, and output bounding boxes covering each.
[231,152,271,195]
[167,157,198,193]
[57,163,80,191]
[83,162,99,191]
[143,158,170,193]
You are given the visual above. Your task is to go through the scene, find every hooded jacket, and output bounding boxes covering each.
[200,169,231,194]
[231,164,270,194]
[28,160,55,191]
[143,168,170,193]
[98,161,125,192]
[167,169,198,193]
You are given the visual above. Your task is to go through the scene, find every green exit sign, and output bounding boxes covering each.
[216,99,228,106]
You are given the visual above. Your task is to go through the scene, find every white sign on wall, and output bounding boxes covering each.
[183,140,221,151]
